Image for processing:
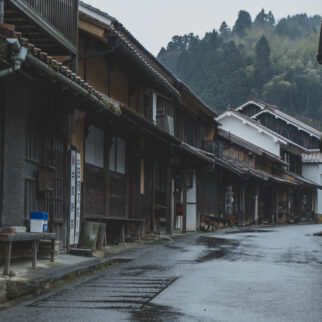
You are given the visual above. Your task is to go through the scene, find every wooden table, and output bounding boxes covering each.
[85,216,145,243]
[0,232,56,276]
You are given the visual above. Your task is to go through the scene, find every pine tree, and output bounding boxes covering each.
[254,9,266,25]
[219,21,230,36]
[267,11,275,25]
[253,36,271,91]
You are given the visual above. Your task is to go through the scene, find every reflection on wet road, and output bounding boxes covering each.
[1,225,322,321]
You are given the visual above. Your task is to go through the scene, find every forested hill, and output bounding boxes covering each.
[158,10,322,129]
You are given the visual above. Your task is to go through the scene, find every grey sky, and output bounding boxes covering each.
[84,0,322,56]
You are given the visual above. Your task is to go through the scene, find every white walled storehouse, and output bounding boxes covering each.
[216,110,287,158]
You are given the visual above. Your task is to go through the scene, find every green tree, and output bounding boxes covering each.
[219,21,230,36]
[254,9,266,25]
[267,11,275,25]
[233,10,252,36]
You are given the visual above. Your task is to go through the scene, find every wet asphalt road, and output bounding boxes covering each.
[1,225,322,322]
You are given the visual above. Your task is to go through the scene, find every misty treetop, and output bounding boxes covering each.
[158,10,322,129]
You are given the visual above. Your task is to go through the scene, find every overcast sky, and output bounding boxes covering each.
[85,0,322,56]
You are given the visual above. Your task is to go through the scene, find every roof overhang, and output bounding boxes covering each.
[79,2,113,27]
[235,100,265,112]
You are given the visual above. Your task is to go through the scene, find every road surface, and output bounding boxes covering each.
[1,224,322,321]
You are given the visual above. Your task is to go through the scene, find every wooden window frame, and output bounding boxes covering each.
[109,136,126,175]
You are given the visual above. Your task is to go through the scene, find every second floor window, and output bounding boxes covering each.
[109,137,126,174]
[85,126,104,168]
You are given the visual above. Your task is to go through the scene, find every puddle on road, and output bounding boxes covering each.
[195,236,240,262]
[196,236,239,247]
[164,244,187,251]
[124,265,169,275]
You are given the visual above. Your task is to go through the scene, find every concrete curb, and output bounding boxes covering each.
[0,240,151,307]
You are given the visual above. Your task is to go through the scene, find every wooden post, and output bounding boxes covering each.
[276,186,279,225]
[182,171,187,233]
[151,158,156,232]
[50,239,55,262]
[138,222,141,241]
[104,134,113,217]
[4,241,12,276]
[254,184,259,225]
[121,223,125,243]
[196,169,200,231]
[32,240,37,269]
[166,158,172,235]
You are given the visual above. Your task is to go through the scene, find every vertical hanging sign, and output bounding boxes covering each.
[75,152,81,244]
[69,150,76,245]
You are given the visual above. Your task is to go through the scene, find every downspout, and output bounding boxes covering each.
[0,38,27,78]
[0,0,4,23]
[0,65,18,78]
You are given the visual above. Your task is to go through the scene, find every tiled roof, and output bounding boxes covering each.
[302,151,322,163]
[79,1,217,117]
[284,169,322,189]
[235,97,278,112]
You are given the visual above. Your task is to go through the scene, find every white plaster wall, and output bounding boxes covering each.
[186,170,197,232]
[220,116,280,157]
[302,164,322,214]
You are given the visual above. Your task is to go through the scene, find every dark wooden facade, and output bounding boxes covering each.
[0,76,70,245]
[256,112,319,150]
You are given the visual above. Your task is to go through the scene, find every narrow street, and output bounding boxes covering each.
[1,225,322,322]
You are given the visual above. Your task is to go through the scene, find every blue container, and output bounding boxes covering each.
[30,211,48,232]
[30,211,48,220]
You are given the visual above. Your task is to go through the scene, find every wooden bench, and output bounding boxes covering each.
[0,232,56,276]
[85,216,145,243]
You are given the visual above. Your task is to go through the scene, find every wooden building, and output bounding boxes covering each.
[68,2,229,239]
[0,0,79,248]
[0,1,239,251]
[221,99,322,224]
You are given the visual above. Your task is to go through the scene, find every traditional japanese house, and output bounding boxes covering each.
[0,0,79,247]
[71,2,226,237]
[216,107,321,224]
[236,98,322,223]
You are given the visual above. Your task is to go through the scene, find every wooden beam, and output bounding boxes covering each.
[79,19,109,43]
